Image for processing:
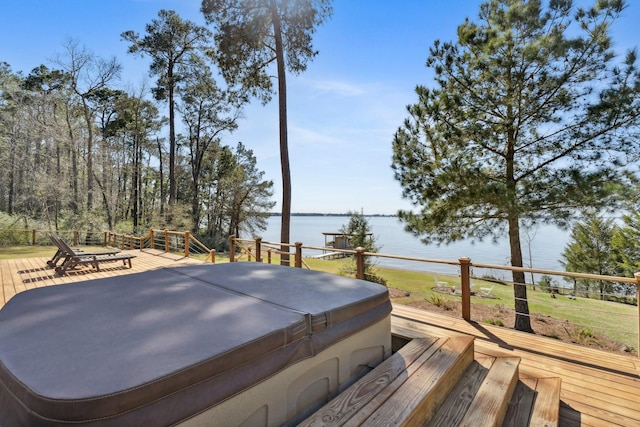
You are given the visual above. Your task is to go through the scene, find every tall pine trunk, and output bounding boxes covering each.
[271,1,291,266]
[168,64,176,210]
[508,213,533,333]
[81,98,94,210]
[156,136,165,217]
[65,103,79,214]
[506,123,533,333]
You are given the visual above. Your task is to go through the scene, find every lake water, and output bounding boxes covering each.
[257,216,571,279]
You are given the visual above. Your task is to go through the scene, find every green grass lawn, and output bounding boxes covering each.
[307,258,638,351]
[2,247,637,350]
[0,245,56,260]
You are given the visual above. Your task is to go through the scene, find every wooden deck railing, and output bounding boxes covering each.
[0,228,217,263]
[105,229,216,263]
[231,236,640,357]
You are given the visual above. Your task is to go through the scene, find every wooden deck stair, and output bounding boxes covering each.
[300,335,560,426]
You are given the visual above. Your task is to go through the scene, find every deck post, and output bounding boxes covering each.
[635,272,640,357]
[268,249,272,264]
[32,229,36,246]
[295,242,302,268]
[184,231,190,257]
[229,235,236,262]
[459,257,471,321]
[150,229,155,250]
[209,249,216,263]
[164,229,169,253]
[256,238,262,263]
[73,231,78,246]
[355,247,365,280]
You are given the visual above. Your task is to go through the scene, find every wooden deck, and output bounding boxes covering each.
[392,304,640,426]
[0,249,204,307]
[1,250,639,426]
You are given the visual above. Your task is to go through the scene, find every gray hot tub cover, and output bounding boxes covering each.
[0,262,391,426]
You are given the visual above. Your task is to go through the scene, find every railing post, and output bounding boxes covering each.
[229,235,236,262]
[355,247,365,280]
[150,229,155,250]
[255,238,262,263]
[184,231,190,257]
[129,235,134,250]
[104,231,107,246]
[635,272,640,358]
[295,242,303,268]
[209,249,216,263]
[267,249,272,264]
[248,247,253,262]
[164,229,169,253]
[459,257,471,321]
[73,230,78,246]
[32,229,36,246]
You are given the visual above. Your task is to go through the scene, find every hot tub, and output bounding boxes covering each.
[0,263,391,426]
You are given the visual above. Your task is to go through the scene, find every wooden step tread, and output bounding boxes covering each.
[459,357,520,427]
[502,377,561,427]
[428,356,520,427]
[299,335,475,427]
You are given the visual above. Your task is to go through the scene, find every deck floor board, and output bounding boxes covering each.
[391,304,640,427]
[0,252,638,426]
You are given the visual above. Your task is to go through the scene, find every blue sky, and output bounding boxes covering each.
[2,1,639,215]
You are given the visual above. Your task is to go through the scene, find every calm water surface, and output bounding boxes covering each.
[257,216,570,278]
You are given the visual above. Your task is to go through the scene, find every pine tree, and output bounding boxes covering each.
[562,215,618,300]
[201,0,332,264]
[392,0,640,332]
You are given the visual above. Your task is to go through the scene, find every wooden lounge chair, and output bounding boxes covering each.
[53,237,135,276]
[47,234,120,267]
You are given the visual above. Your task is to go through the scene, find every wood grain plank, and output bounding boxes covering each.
[529,377,561,427]
[340,336,455,426]
[0,258,17,306]
[298,337,440,427]
[361,336,475,427]
[428,359,493,426]
[502,379,537,427]
[458,357,520,427]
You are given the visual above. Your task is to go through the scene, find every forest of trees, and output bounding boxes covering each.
[0,11,278,250]
[561,212,640,301]
[1,1,332,252]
